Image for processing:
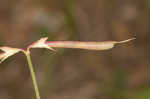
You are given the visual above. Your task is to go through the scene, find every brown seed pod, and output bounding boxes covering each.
[46,38,135,50]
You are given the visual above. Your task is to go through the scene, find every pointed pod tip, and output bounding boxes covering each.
[116,38,136,44]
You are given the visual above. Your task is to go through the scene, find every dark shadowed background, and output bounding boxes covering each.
[0,0,148,99]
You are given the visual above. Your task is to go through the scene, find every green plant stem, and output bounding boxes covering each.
[25,52,41,99]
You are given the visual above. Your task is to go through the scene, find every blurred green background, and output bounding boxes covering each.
[0,0,147,99]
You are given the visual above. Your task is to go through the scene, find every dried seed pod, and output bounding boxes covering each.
[46,38,135,50]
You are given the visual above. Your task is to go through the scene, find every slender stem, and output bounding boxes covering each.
[25,52,41,99]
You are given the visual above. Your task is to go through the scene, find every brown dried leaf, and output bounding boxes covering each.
[0,47,22,63]
[28,37,55,51]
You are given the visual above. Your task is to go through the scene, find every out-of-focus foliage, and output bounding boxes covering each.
[0,0,148,99]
